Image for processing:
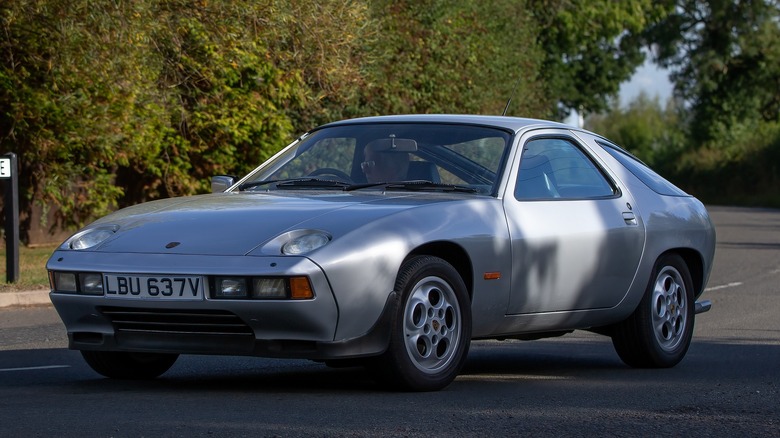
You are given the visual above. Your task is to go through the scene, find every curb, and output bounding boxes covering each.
[0,290,51,309]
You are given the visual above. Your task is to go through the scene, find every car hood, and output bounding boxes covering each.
[86,191,463,256]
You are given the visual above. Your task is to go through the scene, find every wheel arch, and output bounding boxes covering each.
[664,247,705,298]
[406,241,474,301]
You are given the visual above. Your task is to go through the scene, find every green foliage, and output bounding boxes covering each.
[531,0,674,116]
[589,93,780,207]
[0,0,371,235]
[263,0,373,126]
[5,0,777,243]
[1,0,156,228]
[586,93,686,169]
[126,0,305,200]
[647,0,780,143]
[622,0,780,206]
[364,0,549,117]
[675,121,780,207]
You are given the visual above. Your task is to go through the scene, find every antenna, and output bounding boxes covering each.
[501,74,523,116]
[501,97,512,117]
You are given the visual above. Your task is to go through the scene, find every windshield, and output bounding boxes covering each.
[238,123,512,195]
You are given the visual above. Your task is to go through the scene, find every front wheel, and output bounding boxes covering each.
[371,256,472,391]
[81,351,178,379]
[611,253,695,368]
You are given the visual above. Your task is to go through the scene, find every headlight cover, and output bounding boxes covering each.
[65,225,119,250]
[281,231,331,255]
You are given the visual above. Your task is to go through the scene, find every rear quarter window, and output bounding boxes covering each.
[597,140,688,197]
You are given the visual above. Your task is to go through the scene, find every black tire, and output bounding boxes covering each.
[81,351,178,379]
[371,256,471,391]
[611,253,695,368]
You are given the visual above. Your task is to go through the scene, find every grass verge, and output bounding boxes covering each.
[0,244,57,292]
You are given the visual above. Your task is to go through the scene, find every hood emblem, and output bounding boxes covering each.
[165,242,181,249]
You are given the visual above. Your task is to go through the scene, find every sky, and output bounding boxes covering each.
[564,59,673,127]
[619,60,673,106]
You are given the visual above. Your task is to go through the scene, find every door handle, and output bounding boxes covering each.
[622,212,637,226]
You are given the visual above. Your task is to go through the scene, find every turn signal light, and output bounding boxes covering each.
[289,277,314,300]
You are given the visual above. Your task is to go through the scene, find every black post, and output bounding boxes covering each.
[2,153,19,283]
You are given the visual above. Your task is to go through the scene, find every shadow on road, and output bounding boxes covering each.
[2,336,777,393]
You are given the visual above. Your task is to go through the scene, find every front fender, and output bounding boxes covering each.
[308,197,511,341]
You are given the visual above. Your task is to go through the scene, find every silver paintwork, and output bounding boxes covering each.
[47,114,716,362]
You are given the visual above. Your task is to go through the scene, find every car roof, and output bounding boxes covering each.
[317,114,574,134]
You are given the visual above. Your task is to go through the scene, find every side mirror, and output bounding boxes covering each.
[211,175,235,193]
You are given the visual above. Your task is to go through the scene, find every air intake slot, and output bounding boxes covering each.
[99,306,253,336]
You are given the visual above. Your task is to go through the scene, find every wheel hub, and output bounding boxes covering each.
[403,276,461,374]
[651,266,688,352]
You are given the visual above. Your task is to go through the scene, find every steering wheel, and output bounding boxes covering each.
[308,168,353,182]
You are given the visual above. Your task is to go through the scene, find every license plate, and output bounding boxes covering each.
[104,274,205,300]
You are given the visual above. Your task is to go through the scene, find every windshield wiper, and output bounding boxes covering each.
[275,178,351,189]
[346,180,478,193]
[238,178,351,191]
[242,178,479,193]
[238,179,282,191]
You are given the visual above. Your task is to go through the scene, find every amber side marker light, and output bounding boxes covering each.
[290,276,314,299]
[483,272,501,280]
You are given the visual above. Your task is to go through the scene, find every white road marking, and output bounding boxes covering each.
[0,365,70,372]
[705,282,743,291]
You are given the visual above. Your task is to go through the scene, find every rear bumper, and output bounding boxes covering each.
[695,299,712,314]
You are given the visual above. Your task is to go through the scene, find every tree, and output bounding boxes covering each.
[634,0,780,206]
[646,0,780,143]
[363,0,549,117]
[0,0,686,242]
[586,93,686,169]
[0,0,372,238]
[530,0,674,117]
[1,0,162,232]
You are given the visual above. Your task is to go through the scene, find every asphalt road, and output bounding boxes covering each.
[0,206,778,437]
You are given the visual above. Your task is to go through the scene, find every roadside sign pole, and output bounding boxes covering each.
[1,153,19,283]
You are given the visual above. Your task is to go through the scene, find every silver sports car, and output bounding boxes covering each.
[48,115,715,391]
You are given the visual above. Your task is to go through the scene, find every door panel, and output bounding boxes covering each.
[504,135,645,314]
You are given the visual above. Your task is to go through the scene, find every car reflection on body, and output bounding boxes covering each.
[48,115,715,391]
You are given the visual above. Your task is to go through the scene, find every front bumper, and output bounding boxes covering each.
[48,251,392,360]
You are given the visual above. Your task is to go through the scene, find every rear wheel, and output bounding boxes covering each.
[81,351,178,379]
[611,253,694,368]
[371,256,471,391]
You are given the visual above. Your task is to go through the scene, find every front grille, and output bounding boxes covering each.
[98,306,253,336]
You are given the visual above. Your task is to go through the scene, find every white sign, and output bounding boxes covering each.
[0,158,10,178]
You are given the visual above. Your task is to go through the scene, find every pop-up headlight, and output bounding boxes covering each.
[66,226,119,250]
[281,232,331,255]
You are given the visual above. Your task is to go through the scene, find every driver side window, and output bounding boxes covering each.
[515,138,616,200]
